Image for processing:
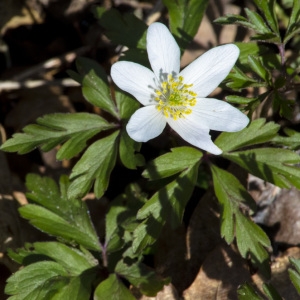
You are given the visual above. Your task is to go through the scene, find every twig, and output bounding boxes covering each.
[0,78,80,93]
[113,0,153,10]
[11,46,90,82]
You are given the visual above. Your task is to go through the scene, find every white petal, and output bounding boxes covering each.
[111,61,157,106]
[147,23,180,79]
[190,98,249,132]
[167,118,222,155]
[126,106,166,142]
[180,44,240,97]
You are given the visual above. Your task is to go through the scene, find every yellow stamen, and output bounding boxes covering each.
[155,74,197,120]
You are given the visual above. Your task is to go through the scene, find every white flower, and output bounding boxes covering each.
[111,22,249,155]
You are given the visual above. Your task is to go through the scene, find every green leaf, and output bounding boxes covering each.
[139,162,198,225]
[142,146,202,180]
[215,118,280,152]
[134,161,199,252]
[114,90,144,169]
[237,283,263,300]
[51,274,94,300]
[19,205,100,251]
[226,66,265,90]
[235,213,270,276]
[270,135,300,162]
[289,257,300,295]
[225,95,259,105]
[214,14,254,28]
[93,7,147,49]
[132,216,164,254]
[273,91,294,120]
[211,165,256,243]
[5,258,96,300]
[211,165,270,276]
[223,148,300,189]
[33,242,97,274]
[252,0,279,34]
[163,0,209,51]
[106,184,147,254]
[284,0,300,44]
[0,113,115,159]
[119,129,144,169]
[68,131,119,199]
[262,283,283,300]
[248,55,272,84]
[94,274,135,300]
[235,42,270,66]
[115,259,169,296]
[244,8,273,34]
[105,205,128,253]
[23,174,100,251]
[115,89,140,120]
[76,57,118,118]
[5,261,68,300]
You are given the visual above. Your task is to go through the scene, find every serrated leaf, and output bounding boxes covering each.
[133,162,199,252]
[250,32,280,42]
[33,242,97,274]
[5,258,96,300]
[285,0,300,44]
[214,14,252,27]
[76,57,118,117]
[211,165,256,243]
[115,259,169,296]
[107,184,147,254]
[5,261,68,300]
[93,7,147,49]
[223,148,300,189]
[94,274,135,300]
[142,146,202,180]
[105,205,128,253]
[245,8,273,34]
[237,283,263,300]
[19,205,100,251]
[252,0,279,34]
[132,216,164,254]
[139,163,199,225]
[23,174,100,251]
[235,42,270,66]
[235,213,270,277]
[68,131,119,199]
[51,274,93,300]
[163,0,209,51]
[215,118,280,152]
[211,165,270,276]
[0,113,115,159]
[226,66,264,90]
[248,55,272,84]
[225,95,258,104]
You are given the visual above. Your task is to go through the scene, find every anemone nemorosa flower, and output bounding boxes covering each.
[111,22,249,154]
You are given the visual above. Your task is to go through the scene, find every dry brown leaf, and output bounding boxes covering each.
[183,243,251,300]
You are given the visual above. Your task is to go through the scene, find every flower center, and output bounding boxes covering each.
[155,74,197,120]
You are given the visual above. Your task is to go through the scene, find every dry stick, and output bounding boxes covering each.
[0,78,80,92]
[0,46,90,92]
[11,45,90,81]
[114,0,153,10]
